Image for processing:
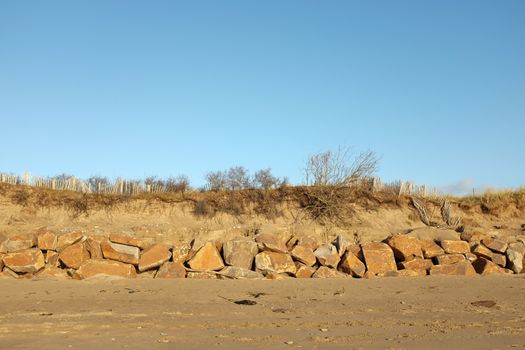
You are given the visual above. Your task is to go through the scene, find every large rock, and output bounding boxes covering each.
[255,233,288,253]
[2,248,45,274]
[400,258,433,271]
[430,262,476,276]
[85,238,103,259]
[440,240,470,254]
[57,231,83,251]
[45,250,59,266]
[37,231,58,251]
[138,244,171,272]
[218,266,264,279]
[506,242,524,274]
[101,240,140,265]
[155,262,186,278]
[58,242,90,269]
[2,234,36,253]
[314,244,340,268]
[362,242,397,275]
[172,242,191,263]
[435,254,466,265]
[387,235,423,261]
[35,267,70,280]
[472,243,493,260]
[187,242,224,271]
[109,233,150,249]
[481,238,508,254]
[472,258,503,275]
[298,236,321,251]
[407,227,460,242]
[460,231,489,243]
[222,239,259,269]
[338,250,366,277]
[291,245,316,266]
[491,253,506,267]
[420,239,445,258]
[255,251,296,275]
[295,264,317,278]
[312,266,346,278]
[75,260,137,279]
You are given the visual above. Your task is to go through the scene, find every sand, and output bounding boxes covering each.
[0,276,524,349]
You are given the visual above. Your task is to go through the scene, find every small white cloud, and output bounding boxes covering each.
[439,178,475,195]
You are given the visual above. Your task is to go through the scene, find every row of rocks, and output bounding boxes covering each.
[0,228,524,280]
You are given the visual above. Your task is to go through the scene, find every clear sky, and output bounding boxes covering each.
[1,1,524,194]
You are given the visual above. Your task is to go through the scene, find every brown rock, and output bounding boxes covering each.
[435,254,466,265]
[101,240,140,265]
[460,231,489,243]
[506,242,524,274]
[75,259,137,279]
[347,244,363,260]
[218,266,264,279]
[138,244,171,272]
[400,258,433,271]
[298,236,321,251]
[222,239,259,269]
[45,250,59,266]
[472,258,503,275]
[314,244,340,268]
[37,231,58,251]
[187,271,218,279]
[3,234,36,253]
[35,267,70,280]
[109,233,149,249]
[312,266,347,278]
[2,248,45,274]
[255,251,296,275]
[465,252,478,263]
[294,264,316,278]
[137,270,157,279]
[172,242,191,263]
[291,245,316,266]
[440,240,470,254]
[58,242,90,269]
[407,227,460,242]
[338,250,366,277]
[57,231,83,251]
[187,242,224,271]
[430,262,476,276]
[491,253,506,267]
[481,238,508,254]
[255,233,288,253]
[472,243,493,259]
[362,242,397,275]
[420,239,445,258]
[155,262,186,278]
[286,235,299,250]
[85,238,103,259]
[387,235,423,261]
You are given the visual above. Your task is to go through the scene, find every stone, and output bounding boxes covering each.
[187,242,224,271]
[3,234,36,253]
[222,239,259,269]
[101,240,140,265]
[294,264,317,278]
[265,272,291,280]
[155,262,186,278]
[109,233,149,249]
[460,231,489,243]
[312,266,347,278]
[491,253,506,267]
[75,260,137,279]
[187,271,218,279]
[472,258,503,275]
[37,231,58,251]
[361,242,397,275]
[347,244,363,260]
[2,248,45,274]
[218,266,264,279]
[400,258,433,271]
[137,270,157,279]
[465,252,477,263]
[255,251,296,275]
[440,240,470,254]
[286,235,299,250]
[255,233,288,253]
[481,238,508,254]
[430,262,476,276]
[435,254,466,265]
[314,244,340,268]
[291,245,316,266]
[58,242,90,269]
[387,234,423,261]
[298,236,321,251]
[407,227,460,242]
[45,250,59,266]
[0,267,31,279]
[472,243,493,260]
[171,242,191,264]
[35,267,70,280]
[506,242,524,274]
[332,235,350,256]
[85,238,103,259]
[419,239,445,258]
[138,244,171,272]
[338,250,366,277]
[57,231,83,251]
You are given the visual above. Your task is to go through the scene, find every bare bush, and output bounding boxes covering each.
[226,166,251,190]
[166,175,190,193]
[205,171,227,191]
[253,168,279,190]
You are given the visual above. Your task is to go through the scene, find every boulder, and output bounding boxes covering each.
[286,235,299,250]
[255,251,296,275]
[138,244,171,272]
[37,231,58,251]
[419,239,445,258]
[187,242,224,271]
[45,250,59,267]
[361,242,397,275]
[472,258,503,275]
[2,234,36,253]
[465,252,478,263]
[481,238,508,254]
[291,245,316,266]
[460,231,489,243]
[338,250,366,277]
[57,231,83,252]
[75,260,137,279]
[218,266,264,279]
[2,248,45,274]
[58,242,90,269]
[440,240,470,254]
[222,239,259,269]
[155,262,186,278]
[255,233,288,253]
[472,243,493,260]
[435,254,466,265]
[387,235,423,261]
[430,262,476,276]
[137,270,157,279]
[506,242,524,274]
[172,242,191,263]
[347,244,363,260]
[85,238,103,259]
[312,266,347,278]
[294,264,317,278]
[35,267,70,280]
[332,235,350,256]
[400,258,433,271]
[490,253,506,267]
[109,233,150,249]
[314,244,340,268]
[298,236,321,251]
[101,240,140,265]
[407,227,460,242]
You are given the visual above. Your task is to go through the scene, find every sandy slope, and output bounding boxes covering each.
[0,276,524,349]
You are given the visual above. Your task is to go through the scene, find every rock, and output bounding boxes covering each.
[490,253,506,267]
[314,244,340,268]
[2,248,45,274]
[481,238,508,254]
[35,267,70,280]
[187,271,218,279]
[155,262,186,278]
[361,242,397,275]
[187,242,224,271]
[472,243,493,259]
[286,235,299,250]
[0,267,32,279]
[265,272,291,280]
[137,270,157,279]
[291,245,316,266]
[312,266,347,278]
[472,258,503,275]
[430,262,476,276]
[465,252,477,263]
[294,264,317,278]
[218,266,264,279]
[332,235,350,256]
[101,240,140,265]
[298,236,321,251]
[255,233,288,253]
[440,240,470,254]
[338,250,366,277]
[407,227,460,242]
[419,239,445,258]
[85,238,103,259]
[172,242,191,263]
[109,233,150,249]
[57,231,83,252]
[435,254,466,265]
[2,234,36,253]
[45,250,59,266]
[387,235,423,261]
[37,231,58,251]
[460,231,489,243]
[138,244,171,272]
[347,244,363,260]
[58,242,90,269]
[75,260,137,279]
[255,251,296,275]
[506,242,524,274]
[222,239,259,269]
[400,258,433,271]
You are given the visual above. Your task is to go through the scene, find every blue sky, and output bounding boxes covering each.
[1,1,524,193]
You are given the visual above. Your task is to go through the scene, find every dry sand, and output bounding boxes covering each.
[1,276,524,349]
